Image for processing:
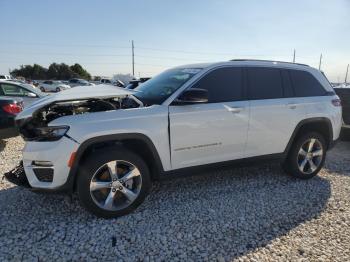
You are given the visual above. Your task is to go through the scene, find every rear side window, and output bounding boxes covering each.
[289,70,326,97]
[191,67,243,103]
[0,84,30,96]
[281,70,294,97]
[247,67,283,100]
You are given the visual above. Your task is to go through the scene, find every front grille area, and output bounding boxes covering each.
[33,168,54,182]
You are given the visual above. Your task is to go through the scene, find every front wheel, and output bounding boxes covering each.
[77,147,151,218]
[283,132,326,179]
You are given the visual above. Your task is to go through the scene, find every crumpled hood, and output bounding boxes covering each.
[16,84,136,120]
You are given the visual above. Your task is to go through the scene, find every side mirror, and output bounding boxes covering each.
[26,92,37,98]
[174,88,208,104]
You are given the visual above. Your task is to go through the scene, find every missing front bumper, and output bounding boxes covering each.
[3,161,31,188]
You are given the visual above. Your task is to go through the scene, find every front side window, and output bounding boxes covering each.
[247,67,283,100]
[0,84,30,96]
[134,68,202,105]
[190,67,244,103]
[289,70,327,97]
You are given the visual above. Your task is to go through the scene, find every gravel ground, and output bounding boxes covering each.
[0,136,349,261]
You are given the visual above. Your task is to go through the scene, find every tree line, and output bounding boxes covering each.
[10,63,92,80]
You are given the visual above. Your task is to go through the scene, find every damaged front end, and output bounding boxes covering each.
[3,161,30,188]
[15,85,143,141]
[4,85,144,189]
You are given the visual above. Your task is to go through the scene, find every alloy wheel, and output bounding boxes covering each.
[297,138,324,175]
[89,160,142,211]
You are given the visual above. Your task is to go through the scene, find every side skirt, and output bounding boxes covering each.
[159,153,285,180]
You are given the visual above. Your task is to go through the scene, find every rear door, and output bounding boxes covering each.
[169,67,250,169]
[245,67,302,157]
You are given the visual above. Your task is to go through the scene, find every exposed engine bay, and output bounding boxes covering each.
[38,96,141,124]
[17,95,143,140]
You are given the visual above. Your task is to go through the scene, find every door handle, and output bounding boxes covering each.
[224,105,244,113]
[287,103,297,109]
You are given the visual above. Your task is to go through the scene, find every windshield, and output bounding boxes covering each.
[134,68,202,104]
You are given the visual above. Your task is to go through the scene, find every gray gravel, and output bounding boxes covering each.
[0,136,350,261]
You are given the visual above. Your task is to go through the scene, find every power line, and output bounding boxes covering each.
[0,41,130,49]
[0,50,130,57]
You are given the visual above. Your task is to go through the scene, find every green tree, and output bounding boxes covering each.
[10,63,92,80]
[70,63,91,80]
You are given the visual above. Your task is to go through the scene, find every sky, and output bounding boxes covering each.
[0,0,349,82]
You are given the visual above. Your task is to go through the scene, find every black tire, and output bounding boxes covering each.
[283,132,326,179]
[40,87,45,92]
[56,87,61,92]
[77,147,151,218]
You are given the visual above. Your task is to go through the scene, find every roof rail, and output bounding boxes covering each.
[230,59,309,67]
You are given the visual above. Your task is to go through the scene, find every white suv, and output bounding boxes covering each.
[9,60,342,218]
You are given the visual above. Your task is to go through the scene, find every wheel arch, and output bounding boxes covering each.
[66,133,164,192]
[284,117,333,156]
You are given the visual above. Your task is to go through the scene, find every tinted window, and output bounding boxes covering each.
[289,70,326,97]
[190,67,243,103]
[281,70,294,97]
[247,67,283,100]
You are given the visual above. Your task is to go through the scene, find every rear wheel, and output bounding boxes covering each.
[77,147,151,218]
[283,132,326,179]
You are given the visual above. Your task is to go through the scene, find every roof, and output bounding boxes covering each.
[173,59,312,71]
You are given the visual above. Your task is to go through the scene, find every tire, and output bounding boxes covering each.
[40,87,45,92]
[283,132,326,179]
[56,87,61,92]
[77,147,151,218]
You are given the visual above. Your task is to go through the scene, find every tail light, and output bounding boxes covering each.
[2,103,23,115]
[331,98,342,107]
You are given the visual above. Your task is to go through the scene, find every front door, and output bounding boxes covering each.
[169,67,250,169]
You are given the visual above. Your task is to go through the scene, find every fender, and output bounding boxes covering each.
[283,117,333,156]
[61,133,164,193]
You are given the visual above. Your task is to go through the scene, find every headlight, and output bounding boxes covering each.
[27,126,70,141]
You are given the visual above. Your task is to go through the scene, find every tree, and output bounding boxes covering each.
[10,63,92,80]
[47,63,60,79]
[70,63,91,80]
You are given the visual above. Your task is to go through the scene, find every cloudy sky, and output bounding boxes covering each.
[0,0,349,81]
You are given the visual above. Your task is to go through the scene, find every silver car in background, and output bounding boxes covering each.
[0,80,46,107]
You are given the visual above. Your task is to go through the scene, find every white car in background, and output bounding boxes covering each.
[39,80,71,92]
[0,75,12,80]
[68,78,95,87]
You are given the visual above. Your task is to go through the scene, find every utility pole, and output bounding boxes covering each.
[318,53,323,70]
[345,64,349,84]
[132,40,135,77]
[293,49,296,63]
